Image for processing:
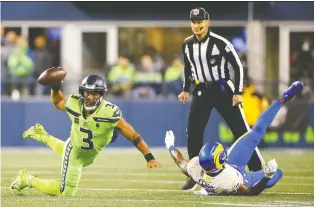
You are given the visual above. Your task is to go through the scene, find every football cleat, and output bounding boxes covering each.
[22,123,49,144]
[181,176,198,191]
[280,81,304,103]
[10,169,36,196]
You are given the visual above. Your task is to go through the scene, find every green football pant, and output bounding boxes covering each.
[32,139,82,197]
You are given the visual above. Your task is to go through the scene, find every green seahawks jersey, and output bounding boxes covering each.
[64,94,122,164]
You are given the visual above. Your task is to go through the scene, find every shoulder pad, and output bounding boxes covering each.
[65,94,81,116]
[113,107,122,118]
[66,93,81,105]
[104,102,116,109]
[104,101,122,118]
[70,94,80,100]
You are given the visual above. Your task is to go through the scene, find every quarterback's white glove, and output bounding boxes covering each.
[263,159,278,179]
[165,130,175,151]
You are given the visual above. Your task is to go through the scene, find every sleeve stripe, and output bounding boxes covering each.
[93,117,120,123]
[65,106,81,117]
[182,42,193,91]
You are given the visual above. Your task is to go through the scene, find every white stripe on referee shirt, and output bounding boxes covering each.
[227,80,235,92]
[210,32,244,92]
[193,43,205,83]
[211,44,220,80]
[185,45,198,80]
[200,37,213,82]
[220,56,226,79]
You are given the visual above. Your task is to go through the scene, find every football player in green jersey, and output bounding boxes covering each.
[10,75,163,197]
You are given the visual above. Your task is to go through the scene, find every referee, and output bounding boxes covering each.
[178,7,265,190]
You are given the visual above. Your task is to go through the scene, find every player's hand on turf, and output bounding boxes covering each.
[147,160,164,170]
[165,130,175,150]
[232,94,242,106]
[263,159,278,179]
[178,91,189,104]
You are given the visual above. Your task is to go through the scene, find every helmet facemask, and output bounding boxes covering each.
[79,88,105,111]
[78,75,108,112]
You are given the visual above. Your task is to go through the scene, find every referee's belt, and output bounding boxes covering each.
[195,80,228,89]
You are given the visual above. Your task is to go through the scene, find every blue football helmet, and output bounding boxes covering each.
[79,75,107,111]
[199,142,228,174]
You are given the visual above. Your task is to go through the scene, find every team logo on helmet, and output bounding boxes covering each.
[213,145,226,169]
[193,9,199,15]
[199,142,227,174]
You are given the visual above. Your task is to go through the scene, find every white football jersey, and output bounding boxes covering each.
[187,157,244,195]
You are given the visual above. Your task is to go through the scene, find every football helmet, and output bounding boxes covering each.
[79,75,107,111]
[199,142,227,174]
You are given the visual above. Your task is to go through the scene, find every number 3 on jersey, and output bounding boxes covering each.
[80,127,94,150]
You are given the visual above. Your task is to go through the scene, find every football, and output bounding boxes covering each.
[38,67,67,86]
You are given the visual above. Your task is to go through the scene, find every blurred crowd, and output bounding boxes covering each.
[1,28,55,98]
[290,39,314,96]
[1,27,313,102]
[1,27,185,99]
[106,50,184,99]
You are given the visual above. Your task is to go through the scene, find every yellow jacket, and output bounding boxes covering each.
[242,85,269,127]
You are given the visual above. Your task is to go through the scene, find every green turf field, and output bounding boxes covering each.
[1,148,314,207]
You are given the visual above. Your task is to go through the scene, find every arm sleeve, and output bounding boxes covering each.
[187,157,202,182]
[182,43,192,92]
[225,43,244,94]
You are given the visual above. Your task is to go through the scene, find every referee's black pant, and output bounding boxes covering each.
[187,80,263,171]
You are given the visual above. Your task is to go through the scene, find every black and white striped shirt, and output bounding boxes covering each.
[182,29,244,94]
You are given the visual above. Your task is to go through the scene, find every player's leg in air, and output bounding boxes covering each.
[10,139,83,197]
[22,123,65,157]
[227,81,304,188]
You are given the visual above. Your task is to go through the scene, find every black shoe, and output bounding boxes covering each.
[247,152,263,172]
[181,176,197,190]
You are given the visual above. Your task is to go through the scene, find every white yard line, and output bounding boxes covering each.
[1,195,313,207]
[1,177,314,186]
[79,188,315,195]
[282,176,314,179]
[1,187,314,196]
[1,170,314,179]
[2,147,312,152]
[272,200,314,205]
[2,166,314,172]
[0,197,282,207]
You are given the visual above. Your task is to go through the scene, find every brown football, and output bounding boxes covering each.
[38,67,67,86]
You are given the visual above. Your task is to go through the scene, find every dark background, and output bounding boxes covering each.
[1,1,314,21]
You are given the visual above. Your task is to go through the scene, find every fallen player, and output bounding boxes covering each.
[165,81,303,195]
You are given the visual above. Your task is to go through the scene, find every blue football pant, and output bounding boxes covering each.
[227,100,283,188]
